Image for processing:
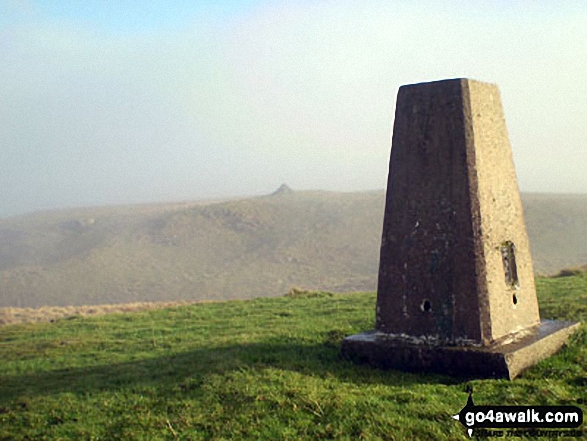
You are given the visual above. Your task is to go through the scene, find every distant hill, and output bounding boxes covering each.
[522,193,587,273]
[0,190,586,308]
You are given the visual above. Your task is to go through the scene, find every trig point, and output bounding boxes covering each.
[342,78,580,379]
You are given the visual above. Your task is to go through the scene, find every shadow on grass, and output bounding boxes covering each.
[0,338,461,403]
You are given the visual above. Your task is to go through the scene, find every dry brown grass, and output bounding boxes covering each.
[0,301,200,326]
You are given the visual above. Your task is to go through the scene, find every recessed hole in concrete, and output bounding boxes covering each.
[513,294,518,305]
[500,241,519,287]
[421,300,432,312]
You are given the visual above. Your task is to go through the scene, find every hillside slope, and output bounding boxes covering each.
[0,190,586,307]
[0,273,585,439]
[522,193,587,273]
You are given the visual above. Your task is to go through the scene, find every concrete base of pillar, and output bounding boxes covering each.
[341,320,580,380]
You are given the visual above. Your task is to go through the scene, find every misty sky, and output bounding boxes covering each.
[1,1,586,218]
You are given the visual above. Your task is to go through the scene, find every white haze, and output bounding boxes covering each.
[1,0,586,218]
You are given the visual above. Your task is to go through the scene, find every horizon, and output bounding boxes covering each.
[2,185,587,221]
[2,1,586,218]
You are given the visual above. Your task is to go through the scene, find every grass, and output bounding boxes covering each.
[0,274,585,440]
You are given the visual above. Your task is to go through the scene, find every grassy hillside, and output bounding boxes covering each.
[0,191,383,307]
[1,190,586,308]
[0,273,585,440]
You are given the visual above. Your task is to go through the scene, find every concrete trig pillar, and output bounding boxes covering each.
[342,78,580,379]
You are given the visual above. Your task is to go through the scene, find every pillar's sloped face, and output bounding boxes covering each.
[376,78,540,345]
[466,80,540,342]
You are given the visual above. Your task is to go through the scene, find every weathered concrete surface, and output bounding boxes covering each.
[342,320,581,380]
[343,78,580,379]
[375,78,539,345]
